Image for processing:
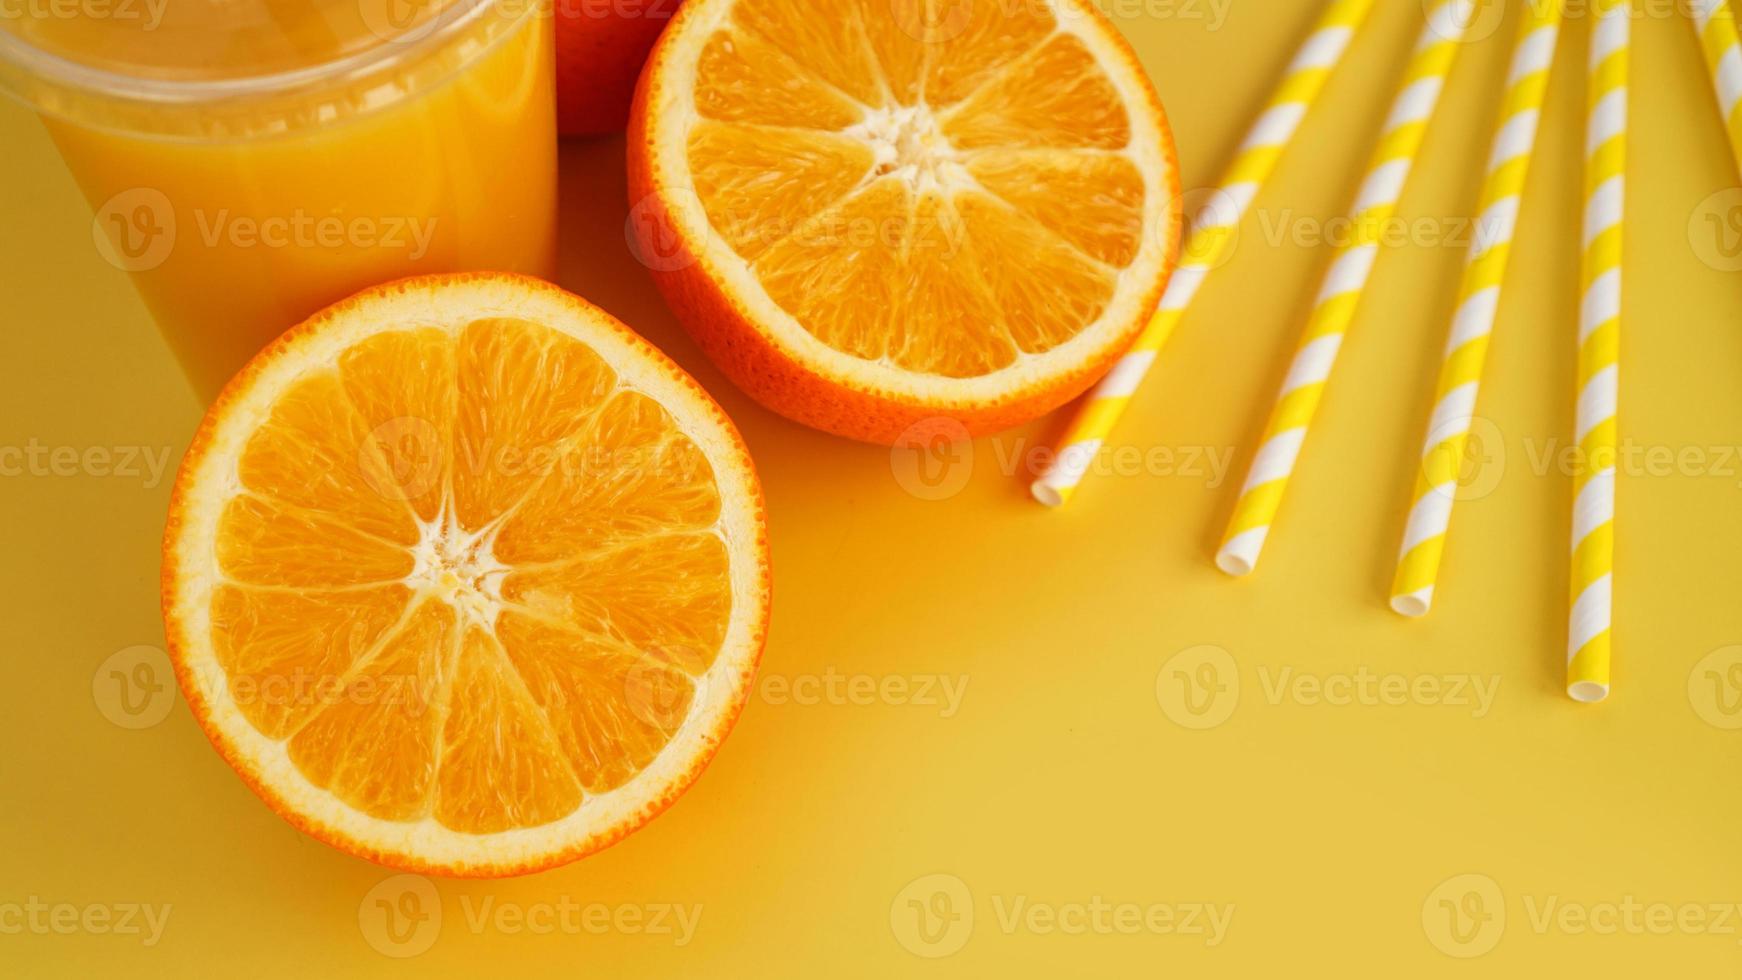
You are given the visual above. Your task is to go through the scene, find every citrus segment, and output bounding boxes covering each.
[916,0,1058,107]
[236,371,417,546]
[452,316,618,532]
[939,34,1134,149]
[217,494,415,588]
[503,532,733,658]
[687,122,874,261]
[495,613,695,794]
[952,192,1114,354]
[492,390,723,564]
[891,193,1015,377]
[338,327,457,522]
[164,274,770,876]
[753,178,912,363]
[285,599,456,822]
[209,583,411,739]
[966,150,1146,266]
[434,626,586,835]
[694,27,863,129]
[732,0,885,106]
[855,0,926,105]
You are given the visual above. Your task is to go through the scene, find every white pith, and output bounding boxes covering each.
[406,498,512,630]
[646,0,1178,403]
[845,102,973,197]
[165,277,767,873]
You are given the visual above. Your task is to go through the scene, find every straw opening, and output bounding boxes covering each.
[1389,593,1431,618]
[1029,481,1066,509]
[1214,552,1254,577]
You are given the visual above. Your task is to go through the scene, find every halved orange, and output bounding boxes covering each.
[161,274,770,877]
[628,0,1182,443]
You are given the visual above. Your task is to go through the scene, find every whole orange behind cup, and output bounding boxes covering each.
[556,0,679,135]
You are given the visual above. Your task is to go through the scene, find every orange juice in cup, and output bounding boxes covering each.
[0,0,557,399]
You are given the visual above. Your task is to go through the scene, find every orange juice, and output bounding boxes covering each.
[0,0,557,398]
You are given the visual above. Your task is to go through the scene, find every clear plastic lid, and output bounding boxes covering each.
[0,0,542,140]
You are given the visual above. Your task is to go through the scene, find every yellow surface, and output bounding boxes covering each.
[3,1,1742,974]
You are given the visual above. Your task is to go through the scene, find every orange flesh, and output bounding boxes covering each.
[209,317,731,832]
[683,0,1148,378]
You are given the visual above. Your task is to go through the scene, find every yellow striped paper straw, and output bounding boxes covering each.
[1691,0,1742,169]
[1030,0,1380,508]
[1569,0,1629,703]
[1390,2,1565,617]
[1216,0,1478,577]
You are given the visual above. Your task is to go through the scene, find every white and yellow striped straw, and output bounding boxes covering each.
[1216,0,1478,577]
[1391,2,1565,617]
[1568,0,1629,703]
[1030,0,1380,508]
[1691,0,1742,169]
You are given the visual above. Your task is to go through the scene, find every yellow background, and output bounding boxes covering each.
[4,1,1742,974]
